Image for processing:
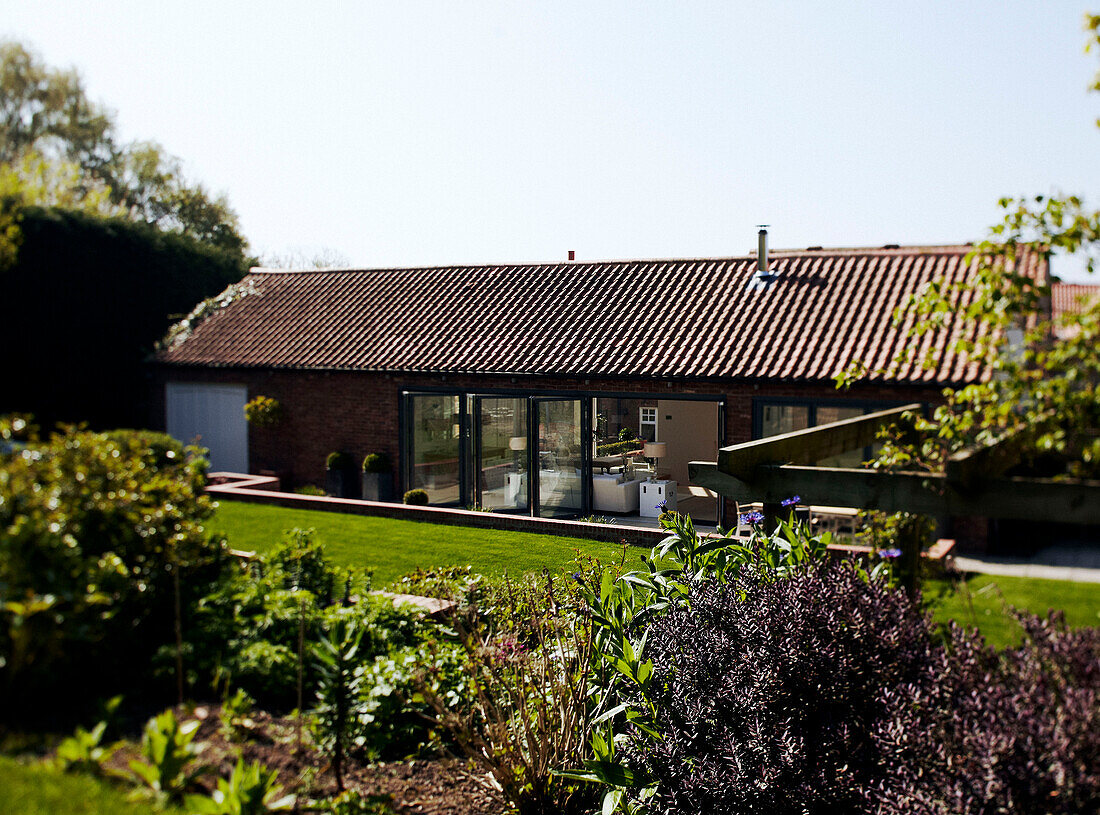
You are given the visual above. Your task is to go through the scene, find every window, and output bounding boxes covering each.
[754,399,915,467]
[640,406,657,441]
[760,404,809,437]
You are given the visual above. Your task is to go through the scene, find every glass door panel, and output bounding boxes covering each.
[475,396,528,512]
[535,399,584,518]
[408,393,462,505]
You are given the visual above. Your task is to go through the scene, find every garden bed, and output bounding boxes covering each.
[105,704,498,815]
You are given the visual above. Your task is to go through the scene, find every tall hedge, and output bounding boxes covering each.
[2,207,248,429]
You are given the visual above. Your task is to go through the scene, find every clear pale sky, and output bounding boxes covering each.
[4,2,1099,278]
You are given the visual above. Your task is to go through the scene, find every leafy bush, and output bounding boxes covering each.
[231,641,300,707]
[629,560,938,814]
[895,613,1100,815]
[326,451,353,470]
[595,439,642,457]
[617,428,637,442]
[127,710,207,805]
[186,757,295,814]
[0,419,230,721]
[415,577,598,814]
[568,512,844,812]
[402,488,429,505]
[183,529,373,709]
[293,484,326,496]
[269,529,347,602]
[354,639,467,761]
[573,512,1100,815]
[2,207,248,430]
[243,396,283,428]
[361,453,390,473]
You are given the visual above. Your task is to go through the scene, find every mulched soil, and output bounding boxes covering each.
[113,704,500,815]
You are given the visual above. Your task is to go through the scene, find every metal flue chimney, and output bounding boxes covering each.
[756,225,770,278]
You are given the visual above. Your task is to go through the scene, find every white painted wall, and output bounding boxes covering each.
[165,382,248,473]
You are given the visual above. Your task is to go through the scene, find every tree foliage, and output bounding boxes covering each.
[0,40,247,256]
[1,206,248,428]
[837,14,1100,481]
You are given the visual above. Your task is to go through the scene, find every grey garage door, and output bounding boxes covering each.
[165,382,248,473]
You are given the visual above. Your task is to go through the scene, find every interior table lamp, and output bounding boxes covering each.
[643,441,667,482]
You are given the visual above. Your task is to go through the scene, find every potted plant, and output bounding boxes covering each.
[243,395,283,427]
[324,451,355,498]
[360,452,393,502]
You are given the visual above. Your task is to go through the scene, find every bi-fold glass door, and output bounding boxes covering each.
[405,392,592,518]
[533,398,587,519]
[472,396,529,512]
[406,392,465,506]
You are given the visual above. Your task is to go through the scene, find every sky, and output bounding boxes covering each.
[4,1,1100,278]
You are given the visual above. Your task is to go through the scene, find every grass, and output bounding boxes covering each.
[208,500,632,586]
[209,502,1099,648]
[0,755,184,815]
[926,572,1100,650]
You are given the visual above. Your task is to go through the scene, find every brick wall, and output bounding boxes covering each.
[156,365,943,494]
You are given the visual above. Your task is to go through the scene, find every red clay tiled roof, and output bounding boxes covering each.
[1052,283,1100,318]
[1051,282,1100,339]
[158,245,1047,385]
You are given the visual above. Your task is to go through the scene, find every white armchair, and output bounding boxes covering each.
[592,474,643,513]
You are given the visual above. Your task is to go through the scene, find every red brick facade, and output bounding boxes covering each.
[157,365,943,491]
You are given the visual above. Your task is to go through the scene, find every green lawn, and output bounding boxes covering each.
[0,756,184,815]
[209,501,1099,649]
[208,500,631,586]
[926,572,1100,650]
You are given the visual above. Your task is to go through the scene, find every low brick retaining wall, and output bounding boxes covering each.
[205,472,666,546]
[206,472,956,562]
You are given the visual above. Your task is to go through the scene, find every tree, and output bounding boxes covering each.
[838,12,1100,484]
[1,207,248,429]
[0,41,248,256]
[259,246,351,269]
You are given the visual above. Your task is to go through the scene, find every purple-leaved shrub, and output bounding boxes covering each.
[629,559,1100,815]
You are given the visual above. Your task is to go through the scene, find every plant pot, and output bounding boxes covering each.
[361,471,394,502]
[325,468,355,499]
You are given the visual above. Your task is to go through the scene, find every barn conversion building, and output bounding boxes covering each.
[156,241,1046,528]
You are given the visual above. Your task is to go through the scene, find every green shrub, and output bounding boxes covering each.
[617,428,636,442]
[232,641,300,708]
[326,451,353,470]
[361,453,390,473]
[270,529,343,602]
[293,484,326,496]
[243,396,283,428]
[595,439,642,457]
[4,207,248,430]
[402,489,429,506]
[52,706,120,778]
[0,418,230,721]
[127,710,208,806]
[354,640,467,761]
[186,757,295,814]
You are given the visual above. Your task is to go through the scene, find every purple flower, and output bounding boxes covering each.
[878,548,903,559]
[656,500,668,512]
[781,495,801,507]
[739,510,764,525]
